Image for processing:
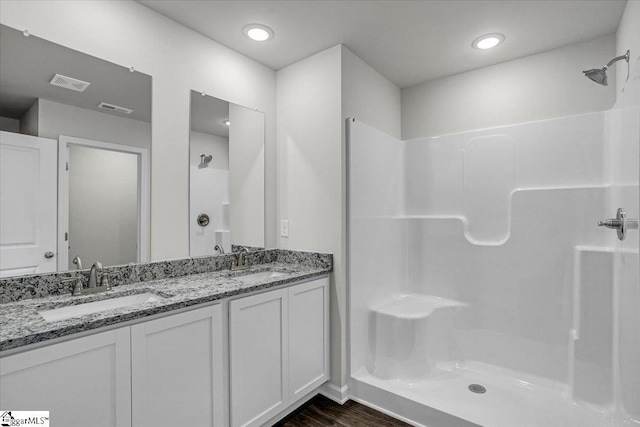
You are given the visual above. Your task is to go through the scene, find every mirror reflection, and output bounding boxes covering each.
[0,24,152,277]
[189,91,264,256]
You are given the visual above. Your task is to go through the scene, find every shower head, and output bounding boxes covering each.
[199,153,213,168]
[583,50,630,86]
[583,68,608,85]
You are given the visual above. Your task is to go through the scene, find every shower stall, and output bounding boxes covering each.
[347,101,639,425]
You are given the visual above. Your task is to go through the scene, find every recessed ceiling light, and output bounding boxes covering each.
[243,24,274,42]
[472,33,505,50]
[223,120,230,126]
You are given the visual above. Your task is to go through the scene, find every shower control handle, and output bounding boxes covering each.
[598,208,638,241]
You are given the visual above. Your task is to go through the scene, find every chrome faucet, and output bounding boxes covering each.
[88,261,102,288]
[214,244,225,255]
[231,247,250,271]
[63,261,112,296]
[72,255,83,270]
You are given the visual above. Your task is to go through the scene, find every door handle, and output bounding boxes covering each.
[598,208,639,241]
[44,251,55,259]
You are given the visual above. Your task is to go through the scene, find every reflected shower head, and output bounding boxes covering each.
[199,153,213,168]
[583,50,630,86]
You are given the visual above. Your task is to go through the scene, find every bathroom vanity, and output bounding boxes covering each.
[0,249,332,427]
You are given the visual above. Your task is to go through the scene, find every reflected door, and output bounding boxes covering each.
[0,131,57,277]
[65,143,140,269]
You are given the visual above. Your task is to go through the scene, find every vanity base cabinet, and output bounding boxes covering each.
[288,278,330,401]
[230,287,288,427]
[230,277,329,427]
[131,304,224,427]
[0,328,132,427]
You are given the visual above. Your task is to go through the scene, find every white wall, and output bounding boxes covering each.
[615,0,640,108]
[68,146,138,268]
[19,100,38,137]
[229,104,264,248]
[37,99,151,149]
[342,47,402,139]
[0,0,277,259]
[0,116,19,133]
[189,131,229,170]
[277,44,401,386]
[277,45,343,383]
[402,35,617,139]
[614,2,640,420]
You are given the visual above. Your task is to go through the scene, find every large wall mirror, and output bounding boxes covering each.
[0,24,152,277]
[189,91,264,256]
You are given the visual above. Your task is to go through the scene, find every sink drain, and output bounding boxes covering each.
[468,384,486,394]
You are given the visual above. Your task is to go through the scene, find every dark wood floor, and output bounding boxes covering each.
[272,394,411,427]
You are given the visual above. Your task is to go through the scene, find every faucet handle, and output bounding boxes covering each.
[61,275,84,295]
[100,272,118,289]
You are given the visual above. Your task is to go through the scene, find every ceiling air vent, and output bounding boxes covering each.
[49,74,90,92]
[98,102,134,115]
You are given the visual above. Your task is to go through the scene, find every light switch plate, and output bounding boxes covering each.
[280,220,289,238]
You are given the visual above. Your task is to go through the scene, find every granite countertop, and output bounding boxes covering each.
[0,262,330,352]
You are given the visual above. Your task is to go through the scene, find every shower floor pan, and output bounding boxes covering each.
[352,361,628,427]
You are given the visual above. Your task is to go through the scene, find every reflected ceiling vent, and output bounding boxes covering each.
[98,102,134,115]
[49,73,90,92]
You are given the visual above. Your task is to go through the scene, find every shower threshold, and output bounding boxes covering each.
[351,361,626,427]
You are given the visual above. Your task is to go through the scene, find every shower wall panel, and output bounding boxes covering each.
[347,119,406,374]
[348,109,639,422]
[189,166,230,255]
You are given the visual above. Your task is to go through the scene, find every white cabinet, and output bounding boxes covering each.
[0,329,132,427]
[230,287,288,427]
[0,274,329,427]
[288,278,330,401]
[131,305,224,427]
[229,277,329,427]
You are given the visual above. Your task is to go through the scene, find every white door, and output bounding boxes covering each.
[0,328,132,427]
[230,289,288,427]
[131,305,225,427]
[288,278,330,401]
[0,131,57,277]
[58,136,149,270]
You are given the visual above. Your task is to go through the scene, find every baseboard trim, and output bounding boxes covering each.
[349,395,425,427]
[319,382,350,404]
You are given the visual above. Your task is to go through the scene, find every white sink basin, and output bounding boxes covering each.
[39,292,164,322]
[233,271,287,284]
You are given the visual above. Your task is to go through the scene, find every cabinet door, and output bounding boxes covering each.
[131,305,224,427]
[230,289,288,427]
[288,277,329,401]
[0,328,131,427]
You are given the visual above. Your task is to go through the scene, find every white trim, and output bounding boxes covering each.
[57,135,149,270]
[318,382,349,405]
[348,395,426,427]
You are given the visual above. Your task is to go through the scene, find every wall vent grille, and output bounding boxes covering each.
[49,74,90,92]
[98,102,134,115]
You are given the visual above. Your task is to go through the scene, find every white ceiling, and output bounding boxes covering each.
[191,91,230,137]
[138,0,626,88]
[0,24,152,123]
